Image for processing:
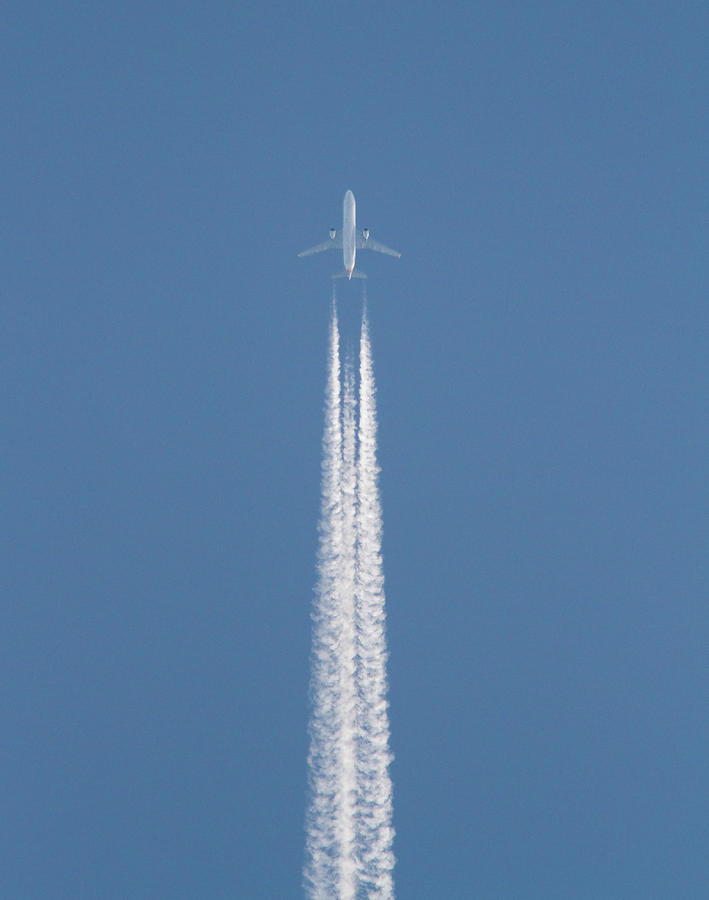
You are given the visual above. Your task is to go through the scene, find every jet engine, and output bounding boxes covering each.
[363,228,370,240]
[329,227,336,239]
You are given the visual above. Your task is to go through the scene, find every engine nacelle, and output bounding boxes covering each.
[362,228,370,240]
[329,227,336,240]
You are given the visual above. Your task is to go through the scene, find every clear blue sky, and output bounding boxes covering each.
[3,3,707,897]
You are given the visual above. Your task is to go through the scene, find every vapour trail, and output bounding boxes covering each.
[355,304,395,898]
[304,297,344,899]
[305,283,395,898]
[337,358,358,900]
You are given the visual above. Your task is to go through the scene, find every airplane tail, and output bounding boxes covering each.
[333,270,367,280]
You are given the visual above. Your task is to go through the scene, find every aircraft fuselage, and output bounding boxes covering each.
[342,189,357,279]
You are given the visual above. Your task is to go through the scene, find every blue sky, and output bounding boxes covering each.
[2,2,707,897]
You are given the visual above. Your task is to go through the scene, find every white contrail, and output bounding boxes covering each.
[355,305,395,899]
[304,297,359,900]
[304,300,344,899]
[305,288,395,899]
[337,358,358,900]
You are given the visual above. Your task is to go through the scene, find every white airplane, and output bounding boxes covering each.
[298,189,401,280]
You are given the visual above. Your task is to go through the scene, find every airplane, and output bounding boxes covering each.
[298,189,401,280]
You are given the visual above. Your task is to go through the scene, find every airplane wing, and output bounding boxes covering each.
[298,235,342,257]
[356,233,401,258]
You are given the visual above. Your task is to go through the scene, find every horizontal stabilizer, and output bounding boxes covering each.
[332,270,367,280]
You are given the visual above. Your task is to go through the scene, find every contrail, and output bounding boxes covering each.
[337,358,358,900]
[304,298,345,899]
[355,304,395,899]
[305,285,395,899]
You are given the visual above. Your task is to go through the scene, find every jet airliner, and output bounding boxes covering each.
[298,190,401,279]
